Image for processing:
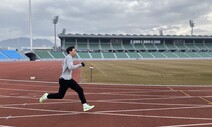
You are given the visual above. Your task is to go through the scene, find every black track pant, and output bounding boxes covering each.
[47,78,87,104]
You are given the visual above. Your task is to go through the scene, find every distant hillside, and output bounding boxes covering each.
[0,37,54,49]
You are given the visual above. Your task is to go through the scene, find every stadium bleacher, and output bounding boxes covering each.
[89,43,100,51]
[127,52,141,58]
[154,43,167,51]
[0,50,29,61]
[34,51,53,59]
[101,43,112,50]
[195,43,208,51]
[0,52,9,61]
[102,52,116,59]
[123,43,135,50]
[144,43,158,51]
[90,52,102,59]
[134,43,146,51]
[2,34,211,61]
[7,47,210,61]
[50,52,65,58]
[115,52,129,58]
[165,43,178,51]
[31,41,212,60]
[175,43,188,51]
[139,52,154,58]
[0,33,212,61]
[77,52,90,59]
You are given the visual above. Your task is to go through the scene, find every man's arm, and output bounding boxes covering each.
[67,57,83,70]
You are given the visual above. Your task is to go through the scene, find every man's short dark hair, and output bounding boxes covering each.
[66,46,75,54]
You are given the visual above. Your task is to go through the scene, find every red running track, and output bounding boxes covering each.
[0,61,212,127]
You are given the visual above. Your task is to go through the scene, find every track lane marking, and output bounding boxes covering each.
[180,90,190,96]
[199,97,212,105]
[2,78,212,126]
[158,122,212,127]
[1,102,212,120]
[167,86,174,91]
[1,108,212,121]
[0,125,15,127]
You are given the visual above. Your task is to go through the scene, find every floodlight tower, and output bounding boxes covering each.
[29,0,33,51]
[189,20,195,36]
[61,28,66,34]
[53,16,59,51]
[159,29,163,36]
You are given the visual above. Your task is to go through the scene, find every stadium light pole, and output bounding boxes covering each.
[159,29,163,36]
[189,20,195,36]
[29,0,33,51]
[53,16,59,51]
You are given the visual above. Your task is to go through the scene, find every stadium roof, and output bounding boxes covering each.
[58,33,212,39]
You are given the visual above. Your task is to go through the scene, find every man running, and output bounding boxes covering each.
[39,46,94,112]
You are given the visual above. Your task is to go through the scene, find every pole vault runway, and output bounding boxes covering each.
[0,61,212,127]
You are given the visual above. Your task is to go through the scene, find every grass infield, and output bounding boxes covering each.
[81,59,212,85]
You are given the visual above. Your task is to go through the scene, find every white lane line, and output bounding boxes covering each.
[0,106,75,113]
[0,112,79,119]
[0,81,146,92]
[0,78,57,84]
[93,100,212,107]
[0,94,211,109]
[1,108,212,121]
[96,96,193,102]
[0,125,15,127]
[92,112,212,121]
[0,87,59,94]
[2,78,212,123]
[96,105,212,113]
[0,101,78,107]
[2,78,212,88]
[1,102,212,121]
[158,122,212,127]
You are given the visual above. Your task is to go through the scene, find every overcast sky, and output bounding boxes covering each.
[0,0,212,45]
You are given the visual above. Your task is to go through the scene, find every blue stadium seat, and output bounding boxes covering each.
[0,50,29,60]
[0,52,9,61]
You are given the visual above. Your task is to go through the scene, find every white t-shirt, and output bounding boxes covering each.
[60,55,82,80]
